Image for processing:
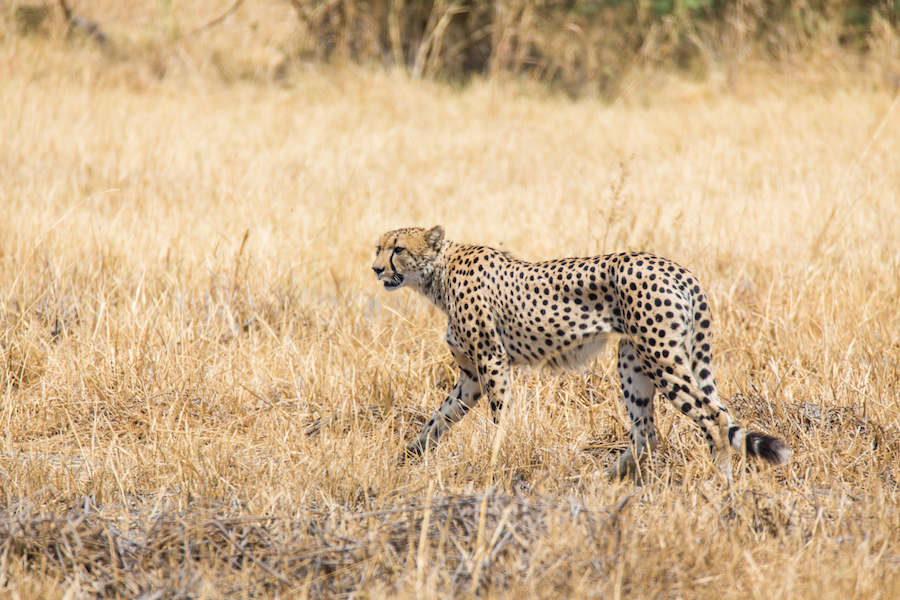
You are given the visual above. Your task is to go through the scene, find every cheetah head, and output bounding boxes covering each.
[372,226,445,291]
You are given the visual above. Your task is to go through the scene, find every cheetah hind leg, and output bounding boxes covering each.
[605,341,659,482]
[605,435,660,483]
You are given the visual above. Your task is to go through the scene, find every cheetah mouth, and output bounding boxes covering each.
[383,274,404,290]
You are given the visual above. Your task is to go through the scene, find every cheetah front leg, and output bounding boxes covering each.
[400,326,514,463]
[400,371,482,461]
[399,342,483,462]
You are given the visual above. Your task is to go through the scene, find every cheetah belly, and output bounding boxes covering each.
[497,317,618,372]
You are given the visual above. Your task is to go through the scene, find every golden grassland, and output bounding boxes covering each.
[2,8,900,598]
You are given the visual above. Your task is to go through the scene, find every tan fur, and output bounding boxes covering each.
[373,226,790,481]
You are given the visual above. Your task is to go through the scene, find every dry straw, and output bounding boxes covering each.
[1,2,899,598]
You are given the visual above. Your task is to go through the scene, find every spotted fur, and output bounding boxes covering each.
[372,226,790,481]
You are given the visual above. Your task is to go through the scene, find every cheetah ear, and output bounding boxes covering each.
[425,225,444,250]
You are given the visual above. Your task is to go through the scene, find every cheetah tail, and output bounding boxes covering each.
[732,429,792,465]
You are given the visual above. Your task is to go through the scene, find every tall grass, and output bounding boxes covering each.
[284,0,900,95]
[6,0,900,95]
[1,4,900,598]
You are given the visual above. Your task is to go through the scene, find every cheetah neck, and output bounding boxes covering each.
[415,241,455,314]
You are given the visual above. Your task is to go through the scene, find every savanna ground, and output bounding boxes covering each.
[1,1,900,598]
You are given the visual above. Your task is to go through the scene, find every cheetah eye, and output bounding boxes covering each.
[393,247,406,254]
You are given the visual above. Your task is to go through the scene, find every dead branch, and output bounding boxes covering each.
[57,0,108,46]
[188,0,248,36]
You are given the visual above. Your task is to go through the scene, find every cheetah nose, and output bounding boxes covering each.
[372,266,384,275]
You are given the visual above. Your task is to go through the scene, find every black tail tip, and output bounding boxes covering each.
[745,431,791,465]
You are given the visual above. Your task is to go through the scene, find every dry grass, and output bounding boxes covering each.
[2,6,900,598]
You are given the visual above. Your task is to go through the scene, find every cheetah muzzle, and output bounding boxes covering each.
[372,225,791,483]
[383,273,404,290]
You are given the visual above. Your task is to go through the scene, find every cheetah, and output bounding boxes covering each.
[372,226,790,482]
